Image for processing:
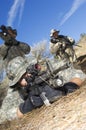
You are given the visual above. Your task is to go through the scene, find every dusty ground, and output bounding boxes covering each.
[0,78,86,130]
[0,40,86,130]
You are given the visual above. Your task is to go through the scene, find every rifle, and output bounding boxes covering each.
[74,44,82,47]
[25,60,70,106]
[26,60,70,88]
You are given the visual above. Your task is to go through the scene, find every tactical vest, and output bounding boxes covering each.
[51,35,74,46]
[56,35,74,45]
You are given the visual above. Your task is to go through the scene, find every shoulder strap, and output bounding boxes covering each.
[3,46,11,60]
[58,35,71,44]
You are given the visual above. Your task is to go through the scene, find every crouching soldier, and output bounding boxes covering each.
[6,56,86,118]
[49,29,76,62]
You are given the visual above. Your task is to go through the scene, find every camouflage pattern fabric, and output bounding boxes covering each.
[0,42,30,68]
[49,35,76,62]
[48,59,86,84]
[6,56,29,87]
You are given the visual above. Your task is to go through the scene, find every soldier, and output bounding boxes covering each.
[6,56,86,118]
[0,25,30,68]
[49,29,76,62]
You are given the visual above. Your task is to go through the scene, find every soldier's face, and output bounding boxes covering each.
[53,32,58,38]
[19,73,31,87]
[8,29,16,38]
[19,78,27,87]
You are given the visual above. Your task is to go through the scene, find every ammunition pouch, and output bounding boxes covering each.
[30,95,43,107]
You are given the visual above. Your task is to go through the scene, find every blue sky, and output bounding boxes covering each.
[0,0,86,46]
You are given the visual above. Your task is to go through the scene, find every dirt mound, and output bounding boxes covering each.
[76,54,86,73]
[74,36,86,57]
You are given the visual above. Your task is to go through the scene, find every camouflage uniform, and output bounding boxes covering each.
[0,42,30,67]
[49,29,76,62]
[49,59,86,84]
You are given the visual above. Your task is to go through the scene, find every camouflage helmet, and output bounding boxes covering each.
[6,56,29,87]
[50,29,60,37]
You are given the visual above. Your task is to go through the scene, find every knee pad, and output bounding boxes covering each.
[63,82,79,95]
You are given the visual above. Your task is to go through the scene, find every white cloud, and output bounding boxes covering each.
[7,0,25,26]
[60,0,86,26]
